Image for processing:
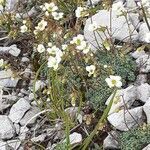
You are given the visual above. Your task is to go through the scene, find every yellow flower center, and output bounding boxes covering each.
[111,79,116,85]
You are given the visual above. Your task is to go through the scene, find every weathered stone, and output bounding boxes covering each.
[136,54,150,73]
[107,107,144,131]
[31,134,47,142]
[103,131,120,149]
[106,85,137,114]
[0,78,19,88]
[137,83,150,102]
[84,9,138,50]
[131,50,146,59]
[9,98,31,123]
[14,123,20,135]
[0,115,15,140]
[0,141,8,150]
[142,144,150,150]
[0,45,21,57]
[20,107,40,126]
[7,139,21,150]
[19,126,29,141]
[138,23,150,43]
[143,98,150,124]
[64,132,82,145]
[135,74,147,85]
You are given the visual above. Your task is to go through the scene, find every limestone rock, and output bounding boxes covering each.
[103,131,120,149]
[106,85,137,114]
[142,144,150,150]
[136,54,150,73]
[7,139,21,150]
[0,115,16,140]
[138,23,150,43]
[107,107,144,131]
[20,107,40,126]
[143,98,150,124]
[0,45,21,57]
[84,9,138,50]
[63,132,82,146]
[9,98,31,123]
[137,83,150,102]
[131,50,146,59]
[0,141,8,150]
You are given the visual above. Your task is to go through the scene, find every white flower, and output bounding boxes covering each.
[33,30,38,35]
[52,12,64,20]
[86,65,96,76]
[71,34,87,50]
[71,34,84,44]
[37,44,45,53]
[20,25,28,33]
[47,56,60,70]
[75,7,89,18]
[45,11,49,16]
[83,44,91,54]
[76,41,87,50]
[88,22,98,31]
[144,32,150,43]
[48,42,52,47]
[47,45,60,55]
[105,75,122,88]
[35,20,47,31]
[0,59,4,67]
[44,2,58,12]
[23,20,27,24]
[112,1,126,15]
[0,0,4,4]
[104,65,108,68]
[62,44,68,50]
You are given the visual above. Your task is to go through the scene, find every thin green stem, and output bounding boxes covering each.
[81,88,118,150]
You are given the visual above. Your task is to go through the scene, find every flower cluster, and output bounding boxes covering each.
[70,34,91,54]
[20,20,28,33]
[41,2,64,20]
[86,65,96,76]
[75,6,89,18]
[37,43,63,70]
[34,19,47,35]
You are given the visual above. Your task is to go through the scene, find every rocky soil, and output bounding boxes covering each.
[0,0,150,149]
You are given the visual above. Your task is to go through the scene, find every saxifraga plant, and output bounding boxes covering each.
[119,125,150,150]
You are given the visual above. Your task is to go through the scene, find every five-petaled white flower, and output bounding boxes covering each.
[0,59,4,67]
[52,12,64,20]
[44,2,58,12]
[48,42,52,47]
[62,44,68,50]
[20,25,28,33]
[105,75,122,88]
[86,65,96,76]
[37,44,46,53]
[71,34,87,50]
[35,20,47,31]
[83,44,91,54]
[47,45,60,55]
[88,22,98,31]
[75,7,89,18]
[47,56,61,70]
